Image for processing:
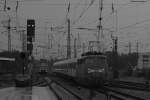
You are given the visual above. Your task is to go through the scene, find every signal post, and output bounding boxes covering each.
[26,19,35,78]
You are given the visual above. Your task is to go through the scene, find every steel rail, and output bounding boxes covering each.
[45,77,84,100]
[96,87,146,100]
[45,75,147,100]
[48,82,62,100]
[106,80,150,91]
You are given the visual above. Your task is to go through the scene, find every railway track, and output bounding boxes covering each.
[96,86,146,100]
[32,80,47,86]
[45,77,85,100]
[106,80,150,91]
[31,76,48,87]
[45,75,150,100]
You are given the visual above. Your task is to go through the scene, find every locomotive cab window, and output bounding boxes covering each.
[85,56,106,65]
[77,59,85,64]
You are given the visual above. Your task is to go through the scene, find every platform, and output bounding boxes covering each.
[116,76,147,83]
[0,86,57,100]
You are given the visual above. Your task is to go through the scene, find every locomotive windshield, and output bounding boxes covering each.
[85,56,106,67]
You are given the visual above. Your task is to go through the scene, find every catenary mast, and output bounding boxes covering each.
[97,0,103,52]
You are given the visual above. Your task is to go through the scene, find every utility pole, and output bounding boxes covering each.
[129,41,131,54]
[16,0,20,41]
[74,37,77,58]
[136,40,139,63]
[50,26,53,49]
[97,0,103,51]
[82,43,85,54]
[112,36,118,78]
[67,19,71,59]
[98,0,103,41]
[8,18,11,52]
[48,33,50,49]
[58,41,60,57]
[43,48,45,59]
[136,40,139,54]
[112,35,118,53]
[4,0,12,52]
[21,30,26,52]
[77,32,81,49]
[50,35,53,49]
[114,37,118,53]
[4,0,7,11]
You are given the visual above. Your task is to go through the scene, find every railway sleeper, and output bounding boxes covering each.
[45,77,85,100]
[97,87,146,100]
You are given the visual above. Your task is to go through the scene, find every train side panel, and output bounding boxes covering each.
[76,58,87,84]
[52,61,77,79]
[52,54,108,87]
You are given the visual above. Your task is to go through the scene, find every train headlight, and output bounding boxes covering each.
[88,68,104,73]
[88,68,95,73]
[98,68,104,72]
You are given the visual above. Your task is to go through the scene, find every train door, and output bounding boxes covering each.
[76,58,86,82]
[71,62,76,77]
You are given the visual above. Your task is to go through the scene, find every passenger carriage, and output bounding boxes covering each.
[53,58,78,79]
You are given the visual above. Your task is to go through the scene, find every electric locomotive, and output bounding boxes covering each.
[52,52,108,87]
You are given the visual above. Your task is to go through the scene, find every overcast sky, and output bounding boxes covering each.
[1,0,150,59]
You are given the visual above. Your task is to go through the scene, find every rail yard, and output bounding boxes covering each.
[0,0,150,100]
[1,73,150,100]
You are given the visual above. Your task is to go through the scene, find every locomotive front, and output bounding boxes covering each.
[85,55,107,86]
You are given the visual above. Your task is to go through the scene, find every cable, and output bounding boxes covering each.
[103,0,150,22]
[73,0,150,31]
[72,0,84,24]
[72,0,96,26]
[65,1,70,20]
[73,0,84,9]
[118,17,150,31]
[19,1,150,6]
[76,19,98,27]
[48,1,71,33]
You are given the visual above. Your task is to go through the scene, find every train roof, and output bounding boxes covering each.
[81,51,104,56]
[53,53,107,66]
[0,57,15,61]
[53,57,83,66]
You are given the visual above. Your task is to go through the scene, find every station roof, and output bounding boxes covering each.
[0,57,15,61]
[53,57,82,66]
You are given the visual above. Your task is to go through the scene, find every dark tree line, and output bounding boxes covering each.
[105,52,138,70]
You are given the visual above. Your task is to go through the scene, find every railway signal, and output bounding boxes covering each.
[27,19,35,38]
[26,19,35,79]
[27,19,35,55]
[20,52,26,59]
